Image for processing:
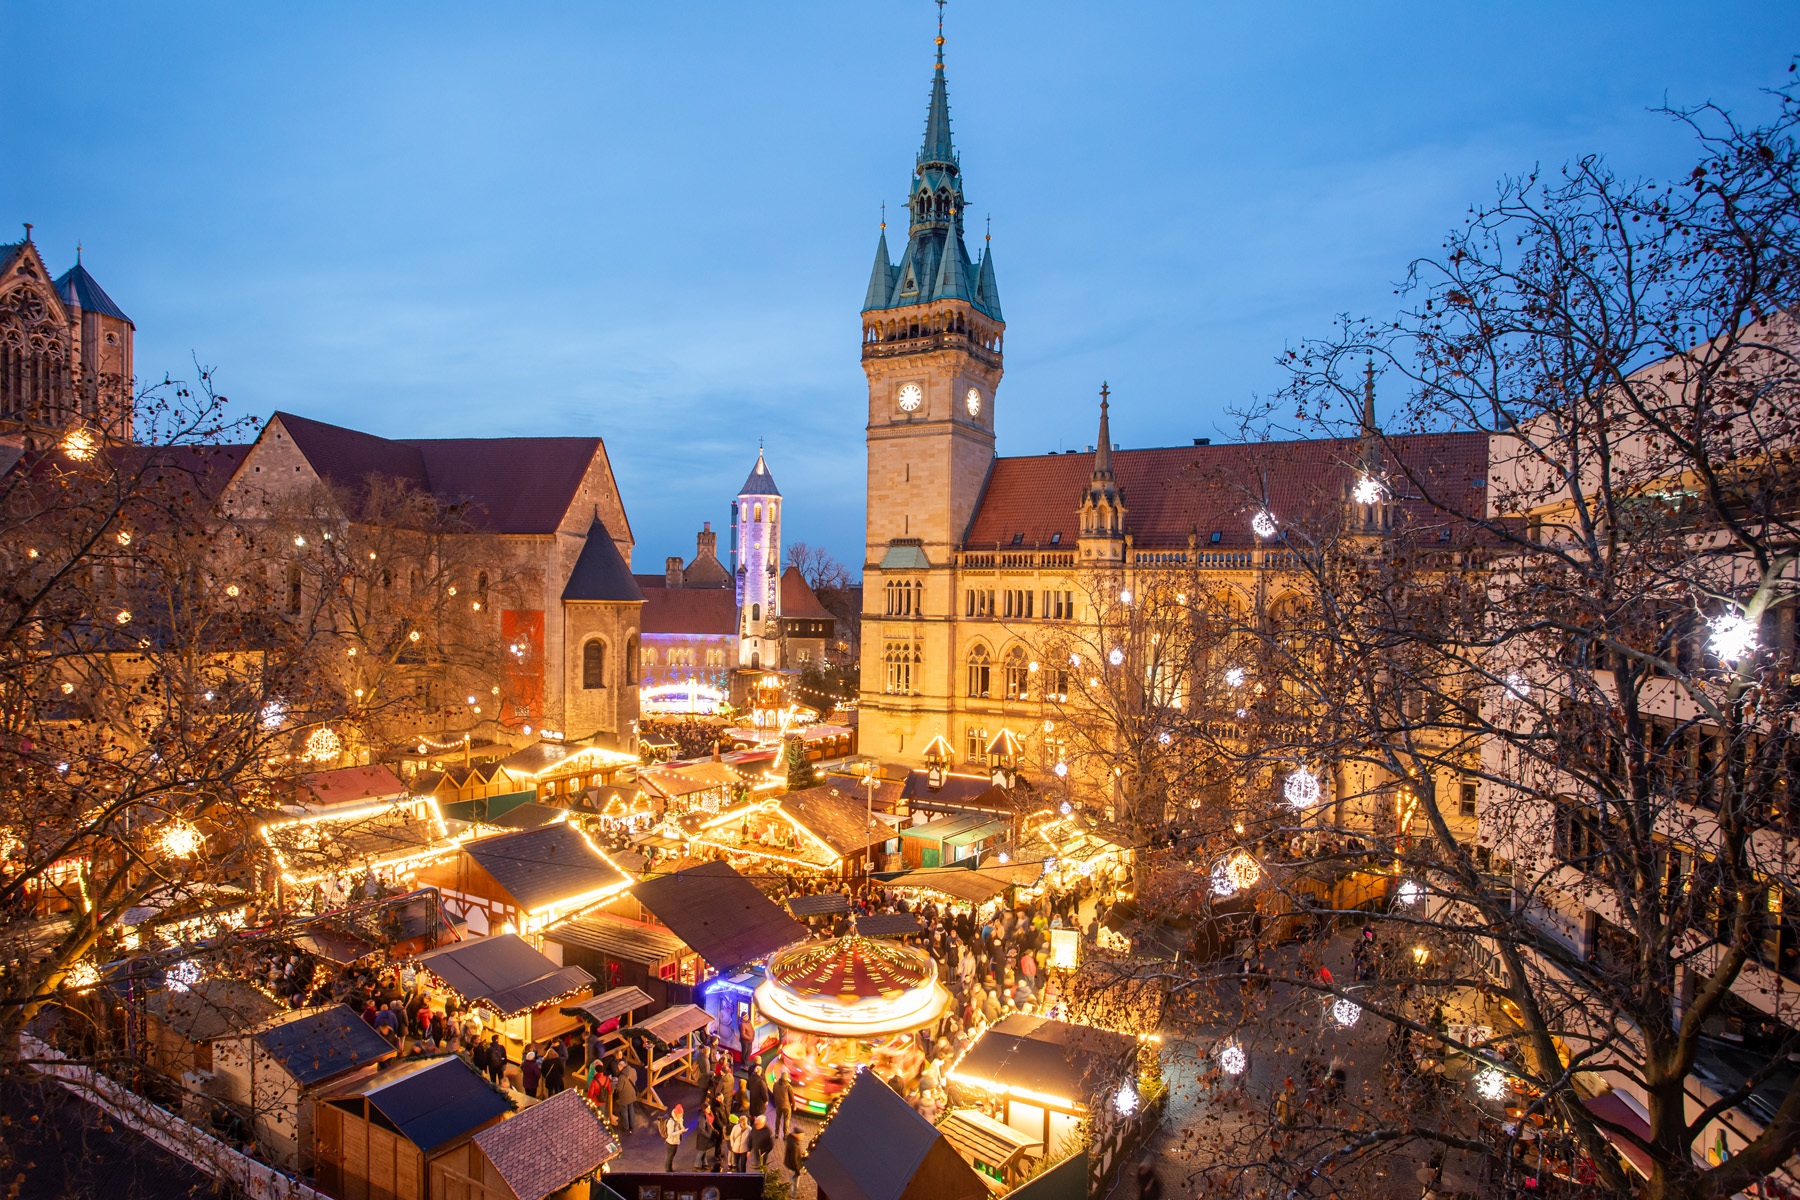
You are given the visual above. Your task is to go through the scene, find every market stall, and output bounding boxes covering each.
[261,799,469,909]
[622,1002,713,1108]
[938,1108,1043,1193]
[752,934,953,1112]
[804,1073,988,1200]
[559,985,654,1061]
[409,933,595,1057]
[947,1014,1139,1160]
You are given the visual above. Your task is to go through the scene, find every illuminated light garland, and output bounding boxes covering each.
[304,727,342,762]
[157,821,205,859]
[1475,1068,1507,1101]
[1503,672,1528,700]
[1225,667,1245,688]
[1114,1084,1139,1115]
[1284,767,1320,809]
[261,701,287,731]
[1397,880,1422,906]
[61,428,97,461]
[1251,510,1277,539]
[165,959,203,993]
[1353,475,1385,504]
[1107,648,1124,666]
[65,961,101,991]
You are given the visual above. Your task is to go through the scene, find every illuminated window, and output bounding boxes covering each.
[967,644,992,698]
[1004,645,1030,698]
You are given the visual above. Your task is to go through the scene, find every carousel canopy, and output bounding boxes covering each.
[754,935,951,1037]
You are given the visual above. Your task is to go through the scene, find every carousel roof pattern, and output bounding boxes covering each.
[766,935,934,1006]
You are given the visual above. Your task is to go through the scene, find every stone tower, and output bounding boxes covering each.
[860,15,1004,565]
[1077,384,1128,564]
[735,447,782,669]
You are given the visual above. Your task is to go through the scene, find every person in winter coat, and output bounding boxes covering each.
[542,1046,565,1095]
[747,1067,769,1121]
[662,1105,686,1172]
[728,1116,751,1172]
[782,1128,805,1186]
[614,1062,640,1132]
[486,1037,507,1085]
[770,1069,793,1138]
[521,1049,541,1097]
[694,1106,721,1171]
[748,1115,774,1169]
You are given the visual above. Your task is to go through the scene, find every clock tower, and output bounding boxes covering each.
[860,16,1003,564]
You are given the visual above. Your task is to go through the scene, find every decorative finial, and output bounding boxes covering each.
[22,223,32,243]
[880,202,886,232]
[75,242,82,264]
[1100,381,1110,410]
[985,213,991,244]
[935,0,946,63]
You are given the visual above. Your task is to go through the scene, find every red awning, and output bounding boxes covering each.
[1582,1092,1654,1178]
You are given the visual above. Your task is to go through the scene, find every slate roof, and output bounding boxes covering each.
[778,786,890,858]
[787,892,850,917]
[629,861,806,971]
[54,262,133,323]
[411,933,595,1016]
[545,916,686,966]
[464,823,629,911]
[638,586,738,635]
[780,568,834,621]
[353,1055,511,1151]
[252,1004,395,1086]
[145,977,279,1043]
[855,912,925,938]
[562,518,645,603]
[950,1014,1137,1109]
[964,432,1489,550]
[805,1073,968,1200]
[472,1089,620,1200]
[738,447,781,497]
[268,412,619,538]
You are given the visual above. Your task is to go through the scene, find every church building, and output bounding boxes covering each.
[0,233,135,448]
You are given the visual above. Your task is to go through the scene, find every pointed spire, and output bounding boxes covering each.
[1361,358,1377,437]
[919,4,956,171]
[934,208,969,300]
[864,225,894,310]
[975,236,1002,320]
[1093,383,1114,480]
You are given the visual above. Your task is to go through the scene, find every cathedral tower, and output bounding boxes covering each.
[861,15,1003,564]
[735,447,781,668]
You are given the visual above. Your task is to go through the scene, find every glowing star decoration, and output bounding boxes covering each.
[158,821,205,858]
[226,584,240,597]
[116,610,132,624]
[60,682,74,695]
[304,727,342,762]
[1397,880,1423,906]
[62,428,98,461]
[294,536,306,547]
[1108,648,1124,666]
[1353,475,1385,504]
[1225,667,1245,688]
[1119,589,1133,603]
[1218,1040,1247,1076]
[1114,1084,1140,1116]
[1069,653,1082,667]
[1332,998,1362,1028]
[65,961,100,991]
[165,959,203,993]
[1223,850,1261,892]
[1504,672,1528,700]
[116,530,132,546]
[1157,732,1172,746]
[1284,766,1321,809]
[1710,614,1757,662]
[1251,510,1278,539]
[260,700,287,731]
[1475,1068,1507,1101]
[409,630,422,642]
[1210,862,1238,898]
[1059,800,1073,814]
[1054,762,1069,779]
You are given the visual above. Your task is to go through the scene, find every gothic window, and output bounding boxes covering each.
[583,640,606,689]
[967,644,992,698]
[751,603,761,623]
[626,636,639,681]
[886,578,924,616]
[965,589,995,617]
[965,727,988,763]
[1003,645,1030,699]
[884,640,920,694]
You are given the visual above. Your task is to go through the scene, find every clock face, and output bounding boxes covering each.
[897,383,923,413]
[965,387,982,417]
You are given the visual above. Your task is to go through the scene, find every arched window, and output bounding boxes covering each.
[768,502,776,523]
[967,644,992,698]
[751,603,761,624]
[583,640,606,689]
[751,649,761,669]
[1003,645,1030,699]
[626,635,639,682]
[754,504,762,522]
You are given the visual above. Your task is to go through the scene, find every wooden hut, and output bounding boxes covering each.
[143,977,279,1078]
[938,1109,1043,1193]
[558,985,654,1061]
[314,1055,512,1200]
[897,812,1009,869]
[439,1089,619,1200]
[411,934,595,1056]
[541,917,695,1011]
[805,1073,988,1200]
[946,1014,1139,1160]
[417,823,634,941]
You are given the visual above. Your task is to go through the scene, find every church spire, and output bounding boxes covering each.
[1093,382,1114,481]
[864,219,894,310]
[919,2,956,171]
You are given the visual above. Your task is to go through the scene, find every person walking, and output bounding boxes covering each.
[694,1106,721,1171]
[729,1115,751,1172]
[747,1066,769,1123]
[662,1105,686,1173]
[542,1045,565,1095]
[521,1049,541,1098]
[614,1062,639,1133]
[485,1036,506,1085]
[771,1069,793,1138]
[748,1114,774,1170]
[782,1127,804,1187]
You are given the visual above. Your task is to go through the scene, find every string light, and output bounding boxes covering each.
[294,536,306,547]
[1475,1068,1507,1101]
[1397,880,1422,906]
[1225,667,1245,688]
[1284,766,1320,809]
[1119,589,1132,603]
[1054,762,1069,779]
[62,429,98,460]
[60,682,73,695]
[409,630,422,642]
[1108,648,1124,666]
[115,610,131,624]
[1710,614,1757,662]
[1114,1084,1139,1116]
[116,530,132,546]
[166,959,203,993]
[65,961,100,991]
[1353,475,1385,504]
[261,700,287,730]
[1251,510,1277,539]
[158,821,205,858]
[226,584,240,597]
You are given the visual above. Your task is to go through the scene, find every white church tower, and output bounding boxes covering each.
[735,447,782,669]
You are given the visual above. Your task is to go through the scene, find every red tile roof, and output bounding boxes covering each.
[270,412,613,537]
[471,1090,619,1200]
[639,586,738,635]
[781,567,835,620]
[964,433,1489,550]
[300,764,409,807]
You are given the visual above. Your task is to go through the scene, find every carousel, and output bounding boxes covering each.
[753,934,953,1112]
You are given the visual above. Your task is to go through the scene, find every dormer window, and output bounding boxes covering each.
[1210,531,1223,544]
[1010,533,1024,546]
[1050,532,1062,545]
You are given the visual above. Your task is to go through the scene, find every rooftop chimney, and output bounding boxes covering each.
[697,522,717,562]
[1194,437,1210,446]
[665,557,684,589]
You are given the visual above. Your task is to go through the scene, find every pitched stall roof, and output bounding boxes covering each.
[949,1014,1137,1109]
[963,432,1490,550]
[787,892,850,917]
[300,764,409,807]
[562,518,645,603]
[268,412,624,538]
[463,823,629,911]
[544,917,686,966]
[335,1055,511,1151]
[471,1089,621,1200]
[855,912,925,939]
[778,786,891,858]
[252,1005,395,1086]
[629,861,806,971]
[638,587,738,634]
[560,985,654,1027]
[899,772,1011,812]
[146,978,280,1043]
[412,933,594,1016]
[804,1073,989,1200]
[263,804,453,883]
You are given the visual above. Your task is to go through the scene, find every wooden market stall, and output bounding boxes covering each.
[416,822,634,942]
[144,977,279,1078]
[410,934,595,1058]
[261,799,467,908]
[440,1090,620,1200]
[621,1003,713,1111]
[897,813,1010,870]
[558,985,654,1061]
[690,787,891,880]
[805,1072,988,1200]
[314,1054,512,1200]
[487,741,640,807]
[947,1014,1139,1161]
[938,1108,1044,1193]
[541,916,695,1011]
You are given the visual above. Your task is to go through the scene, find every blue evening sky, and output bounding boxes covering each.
[1,2,1788,570]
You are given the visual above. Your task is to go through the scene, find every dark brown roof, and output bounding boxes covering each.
[629,861,806,971]
[780,568,835,620]
[544,916,686,965]
[639,586,738,635]
[464,824,629,911]
[951,1014,1137,1109]
[779,786,890,858]
[806,1073,985,1200]
[963,432,1489,549]
[270,412,616,537]
[899,771,1012,812]
[411,933,594,1016]
[472,1089,620,1200]
[560,985,654,1027]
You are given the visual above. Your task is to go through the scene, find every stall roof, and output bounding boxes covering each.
[629,861,806,971]
[949,1014,1137,1110]
[560,986,654,1028]
[481,803,570,831]
[545,917,686,966]
[463,823,629,912]
[855,912,925,939]
[292,928,381,965]
[340,1055,511,1152]
[787,892,850,917]
[823,773,904,812]
[887,867,1014,904]
[632,1003,711,1043]
[252,1004,396,1086]
[938,1108,1042,1166]
[300,764,409,808]
[413,934,595,1016]
[472,1089,620,1200]
[263,804,454,883]
[897,812,994,842]
[899,772,1012,811]
[805,1072,987,1200]
[146,977,279,1043]
[943,820,1010,849]
[778,786,889,858]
